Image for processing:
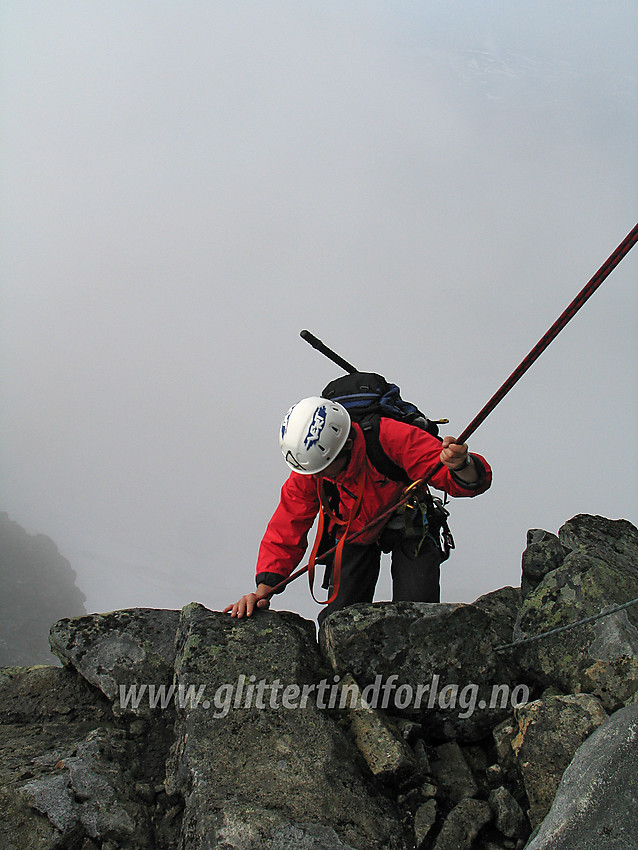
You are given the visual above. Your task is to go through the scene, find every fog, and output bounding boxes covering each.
[1,1,636,622]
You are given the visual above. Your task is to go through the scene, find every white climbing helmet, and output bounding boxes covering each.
[279,397,351,474]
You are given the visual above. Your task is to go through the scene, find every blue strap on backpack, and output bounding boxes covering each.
[321,372,445,483]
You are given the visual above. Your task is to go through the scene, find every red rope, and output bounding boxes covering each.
[306,466,367,605]
[456,221,638,447]
[261,223,638,602]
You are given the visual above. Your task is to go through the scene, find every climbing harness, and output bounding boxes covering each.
[392,491,454,561]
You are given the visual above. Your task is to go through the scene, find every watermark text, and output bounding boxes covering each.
[118,675,529,720]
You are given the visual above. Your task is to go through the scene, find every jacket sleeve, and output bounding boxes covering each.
[255,472,320,588]
[377,418,492,497]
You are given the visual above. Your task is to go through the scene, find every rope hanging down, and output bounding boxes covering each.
[261,222,638,602]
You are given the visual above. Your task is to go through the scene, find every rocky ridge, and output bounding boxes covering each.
[0,513,86,667]
[1,513,637,849]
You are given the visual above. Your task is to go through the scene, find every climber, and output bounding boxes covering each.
[224,397,492,624]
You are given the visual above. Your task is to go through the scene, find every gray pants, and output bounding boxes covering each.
[317,529,441,626]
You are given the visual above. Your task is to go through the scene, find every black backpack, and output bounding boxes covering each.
[321,371,446,485]
[317,372,454,571]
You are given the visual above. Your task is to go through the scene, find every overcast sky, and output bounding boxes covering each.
[1,1,636,622]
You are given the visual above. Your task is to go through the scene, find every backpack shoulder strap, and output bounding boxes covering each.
[359,415,410,484]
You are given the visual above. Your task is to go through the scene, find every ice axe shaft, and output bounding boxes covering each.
[300,330,357,374]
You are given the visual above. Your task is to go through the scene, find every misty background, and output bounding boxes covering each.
[1,1,636,624]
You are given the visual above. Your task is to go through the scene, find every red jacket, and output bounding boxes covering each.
[256,418,492,587]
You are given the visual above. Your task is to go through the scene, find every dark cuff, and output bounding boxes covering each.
[450,455,487,490]
[256,572,287,593]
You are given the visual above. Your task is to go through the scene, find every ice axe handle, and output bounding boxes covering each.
[300,330,358,374]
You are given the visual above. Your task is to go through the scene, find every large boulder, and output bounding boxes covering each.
[509,693,607,828]
[558,514,638,569]
[319,601,521,741]
[165,603,408,850]
[49,608,180,716]
[525,702,638,849]
[514,515,638,711]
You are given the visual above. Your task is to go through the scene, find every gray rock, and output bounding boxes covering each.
[336,674,419,781]
[393,717,423,743]
[420,781,438,799]
[461,743,490,787]
[209,815,361,850]
[525,703,638,849]
[488,786,527,839]
[412,738,431,775]
[558,514,638,575]
[20,774,77,834]
[264,821,358,849]
[625,689,638,706]
[49,608,180,716]
[21,735,143,842]
[432,797,492,850]
[320,601,517,741]
[510,693,607,828]
[430,741,478,804]
[472,586,522,646]
[414,799,437,848]
[520,530,567,599]
[0,665,112,725]
[0,663,177,849]
[492,718,518,775]
[2,725,155,848]
[485,762,505,788]
[491,716,530,807]
[165,603,408,850]
[514,516,638,711]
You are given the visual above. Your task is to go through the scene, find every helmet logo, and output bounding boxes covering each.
[280,406,294,441]
[304,405,327,449]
